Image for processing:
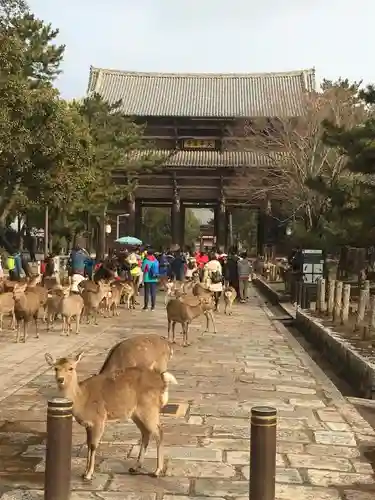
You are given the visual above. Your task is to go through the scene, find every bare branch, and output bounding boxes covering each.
[230,83,368,229]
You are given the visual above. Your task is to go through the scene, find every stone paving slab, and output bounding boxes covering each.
[0,286,373,499]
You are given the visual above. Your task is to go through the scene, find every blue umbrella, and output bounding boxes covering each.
[115,236,143,246]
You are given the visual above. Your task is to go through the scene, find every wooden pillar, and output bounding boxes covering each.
[134,199,142,239]
[226,209,233,250]
[171,176,181,247]
[214,207,219,246]
[180,203,185,249]
[216,179,226,250]
[126,193,136,236]
[257,208,265,256]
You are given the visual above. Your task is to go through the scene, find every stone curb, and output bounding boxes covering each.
[253,276,375,399]
[295,309,375,399]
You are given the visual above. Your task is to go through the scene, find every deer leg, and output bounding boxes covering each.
[16,320,21,343]
[151,422,164,477]
[23,320,27,343]
[83,420,105,481]
[167,320,172,342]
[85,307,90,324]
[0,313,2,331]
[93,308,98,325]
[10,310,15,330]
[134,411,164,477]
[129,417,150,474]
[183,323,191,347]
[207,311,216,334]
[203,312,210,333]
[172,321,176,343]
[75,314,80,334]
[34,314,39,339]
[83,426,92,479]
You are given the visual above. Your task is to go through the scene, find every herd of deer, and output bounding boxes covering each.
[0,274,138,342]
[0,272,238,480]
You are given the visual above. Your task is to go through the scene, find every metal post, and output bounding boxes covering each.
[250,406,277,500]
[44,397,73,500]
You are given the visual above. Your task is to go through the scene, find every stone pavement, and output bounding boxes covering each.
[0,286,374,499]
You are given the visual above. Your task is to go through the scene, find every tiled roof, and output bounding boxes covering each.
[87,67,316,118]
[133,149,283,168]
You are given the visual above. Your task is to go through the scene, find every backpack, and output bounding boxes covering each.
[148,262,157,280]
[210,270,222,284]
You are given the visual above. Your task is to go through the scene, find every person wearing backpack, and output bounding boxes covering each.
[141,249,159,311]
[203,252,223,311]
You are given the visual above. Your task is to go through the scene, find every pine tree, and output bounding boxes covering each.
[322,84,375,245]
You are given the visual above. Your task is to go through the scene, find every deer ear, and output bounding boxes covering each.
[45,353,55,366]
[75,351,84,363]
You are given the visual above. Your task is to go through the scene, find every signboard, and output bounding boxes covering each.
[302,249,324,283]
[183,139,216,149]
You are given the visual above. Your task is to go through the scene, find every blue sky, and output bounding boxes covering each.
[29,0,375,99]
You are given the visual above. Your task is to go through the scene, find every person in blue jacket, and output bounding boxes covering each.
[141,248,159,311]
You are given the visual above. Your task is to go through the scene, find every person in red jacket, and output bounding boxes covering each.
[195,250,209,280]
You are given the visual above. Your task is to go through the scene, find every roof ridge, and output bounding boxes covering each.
[89,66,316,79]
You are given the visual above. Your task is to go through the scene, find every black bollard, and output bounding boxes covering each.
[44,398,73,500]
[249,406,277,500]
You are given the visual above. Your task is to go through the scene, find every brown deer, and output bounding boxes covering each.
[45,351,177,480]
[166,295,216,346]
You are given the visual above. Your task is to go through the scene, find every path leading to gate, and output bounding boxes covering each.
[0,286,374,499]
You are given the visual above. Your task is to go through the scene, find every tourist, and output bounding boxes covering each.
[185,254,198,280]
[158,250,170,290]
[203,252,223,311]
[141,249,159,311]
[127,251,141,294]
[237,251,252,302]
[7,253,17,280]
[68,244,87,277]
[170,249,186,281]
[224,249,240,296]
[196,249,209,280]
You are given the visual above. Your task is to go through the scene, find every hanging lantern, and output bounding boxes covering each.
[105,224,112,234]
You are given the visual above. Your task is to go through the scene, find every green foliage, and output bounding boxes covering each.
[323,85,375,175]
[0,6,92,225]
[317,83,375,246]
[71,94,157,216]
[142,208,200,250]
[230,209,258,251]
[0,0,28,26]
[0,2,162,252]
